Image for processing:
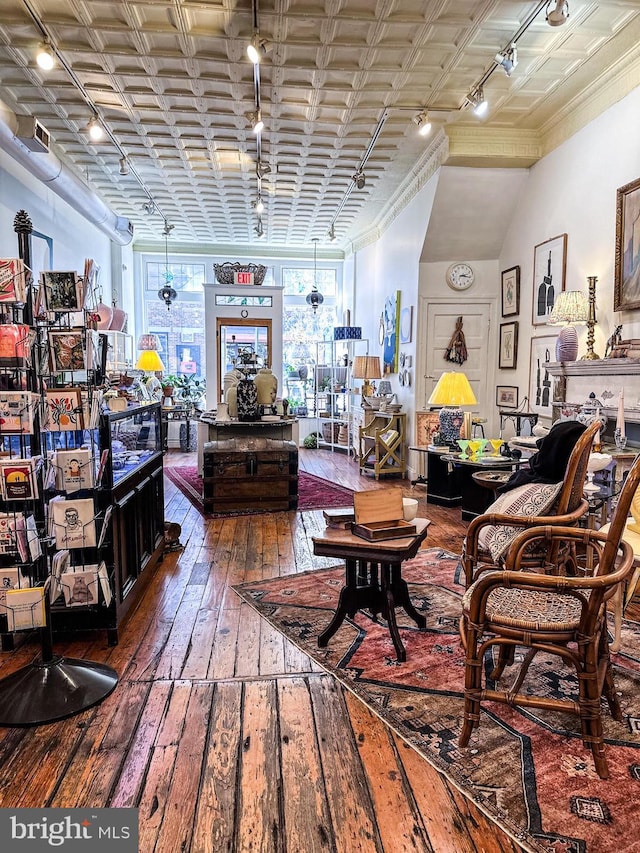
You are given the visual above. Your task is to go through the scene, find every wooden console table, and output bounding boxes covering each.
[311,518,429,661]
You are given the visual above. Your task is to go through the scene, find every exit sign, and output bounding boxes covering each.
[234,271,254,285]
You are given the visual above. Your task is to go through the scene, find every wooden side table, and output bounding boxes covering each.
[312,518,430,661]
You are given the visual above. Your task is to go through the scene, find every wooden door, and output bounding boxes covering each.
[418,299,494,423]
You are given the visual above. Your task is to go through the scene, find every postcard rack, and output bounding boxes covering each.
[0,210,118,726]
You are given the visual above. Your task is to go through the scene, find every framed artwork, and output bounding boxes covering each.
[40,271,82,311]
[496,385,519,408]
[399,306,413,343]
[528,335,556,418]
[415,411,441,446]
[532,234,567,325]
[498,321,518,369]
[48,331,85,372]
[614,177,640,311]
[44,388,83,431]
[501,265,520,317]
[382,290,400,374]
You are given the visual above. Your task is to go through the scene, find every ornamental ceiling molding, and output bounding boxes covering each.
[540,44,640,158]
[444,126,542,168]
[347,131,450,258]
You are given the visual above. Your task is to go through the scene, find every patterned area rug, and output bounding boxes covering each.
[164,465,354,515]
[234,548,640,853]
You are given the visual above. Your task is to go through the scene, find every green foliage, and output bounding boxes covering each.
[162,374,206,406]
[303,432,322,449]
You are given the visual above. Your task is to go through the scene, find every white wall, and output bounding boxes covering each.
[499,84,640,420]
[353,170,440,458]
[0,150,113,296]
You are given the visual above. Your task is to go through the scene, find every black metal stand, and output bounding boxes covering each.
[0,593,118,727]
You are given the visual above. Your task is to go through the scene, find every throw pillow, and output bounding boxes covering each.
[477,481,563,563]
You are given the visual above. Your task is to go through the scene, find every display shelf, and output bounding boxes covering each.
[314,339,368,454]
[104,330,133,372]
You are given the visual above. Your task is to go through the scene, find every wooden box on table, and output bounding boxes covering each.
[203,437,298,512]
[352,488,416,541]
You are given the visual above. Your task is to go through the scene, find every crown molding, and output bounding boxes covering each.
[133,241,346,261]
[443,126,542,167]
[346,131,450,257]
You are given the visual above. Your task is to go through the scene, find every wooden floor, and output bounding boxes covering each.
[0,449,524,853]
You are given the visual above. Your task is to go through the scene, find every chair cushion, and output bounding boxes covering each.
[461,583,585,631]
[477,481,563,563]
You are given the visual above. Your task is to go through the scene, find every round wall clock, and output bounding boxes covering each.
[446,262,475,291]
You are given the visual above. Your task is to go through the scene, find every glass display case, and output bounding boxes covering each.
[101,402,163,487]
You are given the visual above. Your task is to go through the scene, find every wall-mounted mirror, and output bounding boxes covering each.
[216,318,272,400]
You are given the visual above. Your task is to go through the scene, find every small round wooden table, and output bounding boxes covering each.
[311,519,430,662]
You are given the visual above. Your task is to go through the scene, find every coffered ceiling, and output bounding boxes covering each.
[0,1,639,252]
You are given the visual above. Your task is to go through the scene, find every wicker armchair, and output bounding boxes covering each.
[458,451,640,779]
[461,421,600,589]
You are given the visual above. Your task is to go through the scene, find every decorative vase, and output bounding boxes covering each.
[236,378,259,421]
[555,326,578,362]
[255,367,278,406]
[216,402,230,422]
[223,368,242,396]
[225,385,238,419]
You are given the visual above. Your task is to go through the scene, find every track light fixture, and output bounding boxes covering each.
[247,34,268,64]
[546,0,569,26]
[256,160,271,178]
[467,88,488,117]
[246,110,264,134]
[254,196,264,214]
[353,170,366,190]
[142,200,156,215]
[328,224,336,242]
[86,115,104,141]
[413,110,432,137]
[254,221,264,238]
[495,44,518,76]
[36,41,55,71]
[119,157,129,176]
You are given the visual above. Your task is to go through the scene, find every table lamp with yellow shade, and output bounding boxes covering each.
[352,355,382,399]
[428,371,477,445]
[136,349,165,401]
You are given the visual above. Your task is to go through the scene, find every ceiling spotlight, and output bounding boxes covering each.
[119,157,129,175]
[328,224,336,242]
[353,170,366,190]
[247,34,268,64]
[86,115,104,141]
[246,110,264,134]
[256,160,271,178]
[467,88,488,117]
[254,196,264,214]
[546,0,569,26]
[413,110,432,137]
[162,221,175,236]
[142,200,156,215]
[36,41,55,71]
[495,44,518,77]
[254,222,264,238]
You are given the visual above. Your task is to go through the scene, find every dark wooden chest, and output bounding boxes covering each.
[203,437,299,513]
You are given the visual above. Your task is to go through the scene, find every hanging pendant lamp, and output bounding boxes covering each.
[306,238,324,313]
[157,221,177,310]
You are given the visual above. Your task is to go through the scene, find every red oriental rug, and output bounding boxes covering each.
[164,465,354,515]
[233,548,640,853]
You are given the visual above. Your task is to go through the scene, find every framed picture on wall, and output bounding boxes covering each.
[382,290,401,374]
[532,234,567,326]
[399,305,413,343]
[496,385,519,408]
[498,321,518,369]
[528,335,556,418]
[501,266,520,317]
[614,177,640,311]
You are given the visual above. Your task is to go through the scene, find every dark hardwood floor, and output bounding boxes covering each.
[0,448,523,853]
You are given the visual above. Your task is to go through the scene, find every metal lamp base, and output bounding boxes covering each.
[0,656,118,727]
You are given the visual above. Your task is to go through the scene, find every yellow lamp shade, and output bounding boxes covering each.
[428,372,477,407]
[135,349,165,373]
